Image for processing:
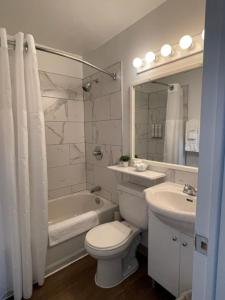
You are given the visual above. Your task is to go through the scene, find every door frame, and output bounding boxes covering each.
[192,0,225,299]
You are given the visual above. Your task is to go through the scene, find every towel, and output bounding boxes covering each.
[49,211,99,247]
[185,119,200,152]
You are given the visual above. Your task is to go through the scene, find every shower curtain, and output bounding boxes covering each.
[0,29,48,299]
[163,83,185,164]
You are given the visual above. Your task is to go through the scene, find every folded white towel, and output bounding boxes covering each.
[185,119,200,152]
[48,211,99,247]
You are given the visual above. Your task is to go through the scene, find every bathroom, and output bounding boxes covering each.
[0,0,224,299]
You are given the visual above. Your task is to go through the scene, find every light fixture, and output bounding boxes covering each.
[145,51,156,63]
[160,44,173,57]
[179,35,193,50]
[132,57,143,69]
[202,29,205,40]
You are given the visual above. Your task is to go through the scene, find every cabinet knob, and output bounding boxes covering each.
[182,242,188,247]
[172,236,178,241]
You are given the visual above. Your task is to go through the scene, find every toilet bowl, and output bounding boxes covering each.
[85,220,140,288]
[85,183,147,288]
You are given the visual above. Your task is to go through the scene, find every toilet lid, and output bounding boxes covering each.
[86,221,132,250]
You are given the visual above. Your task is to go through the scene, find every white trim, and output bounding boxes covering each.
[192,0,225,299]
[130,52,203,173]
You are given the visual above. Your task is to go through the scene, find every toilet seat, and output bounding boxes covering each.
[85,220,141,288]
[85,221,134,251]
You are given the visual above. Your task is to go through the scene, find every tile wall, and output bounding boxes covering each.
[40,71,86,199]
[84,62,122,203]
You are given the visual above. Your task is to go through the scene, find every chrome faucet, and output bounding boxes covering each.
[183,184,197,196]
[90,186,102,193]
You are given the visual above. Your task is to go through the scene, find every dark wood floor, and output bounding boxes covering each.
[29,254,175,300]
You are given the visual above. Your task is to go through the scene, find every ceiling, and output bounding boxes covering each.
[0,0,166,55]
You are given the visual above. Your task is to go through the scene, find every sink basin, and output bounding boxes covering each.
[145,182,196,235]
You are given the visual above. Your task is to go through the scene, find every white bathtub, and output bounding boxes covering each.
[46,191,117,275]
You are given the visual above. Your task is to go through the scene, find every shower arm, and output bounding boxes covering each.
[7,39,117,81]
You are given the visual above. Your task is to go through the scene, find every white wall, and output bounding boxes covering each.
[83,0,205,153]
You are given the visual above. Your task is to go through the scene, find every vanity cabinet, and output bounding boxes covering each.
[148,211,194,297]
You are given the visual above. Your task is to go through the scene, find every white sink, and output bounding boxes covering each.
[145,182,196,235]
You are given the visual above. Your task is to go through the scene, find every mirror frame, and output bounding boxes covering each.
[130,52,203,173]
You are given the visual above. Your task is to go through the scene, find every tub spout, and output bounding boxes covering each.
[90,186,102,193]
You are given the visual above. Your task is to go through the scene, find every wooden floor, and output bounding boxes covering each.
[28,254,175,300]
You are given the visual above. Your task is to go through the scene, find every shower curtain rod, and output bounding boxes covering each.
[7,39,117,80]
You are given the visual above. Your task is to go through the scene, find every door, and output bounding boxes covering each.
[179,234,194,294]
[148,212,180,297]
[192,0,225,299]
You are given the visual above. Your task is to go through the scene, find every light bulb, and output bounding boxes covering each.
[202,29,205,40]
[179,35,193,50]
[160,44,173,57]
[145,51,156,63]
[132,57,143,69]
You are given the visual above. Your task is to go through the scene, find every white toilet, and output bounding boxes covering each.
[85,183,147,288]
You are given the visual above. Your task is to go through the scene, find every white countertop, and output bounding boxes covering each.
[108,165,166,180]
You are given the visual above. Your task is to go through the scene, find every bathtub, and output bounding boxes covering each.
[46,191,117,275]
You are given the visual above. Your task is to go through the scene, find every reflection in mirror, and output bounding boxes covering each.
[134,67,202,167]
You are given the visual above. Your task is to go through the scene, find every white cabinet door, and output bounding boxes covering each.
[179,233,194,294]
[148,212,180,297]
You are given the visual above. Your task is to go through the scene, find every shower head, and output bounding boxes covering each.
[82,79,99,92]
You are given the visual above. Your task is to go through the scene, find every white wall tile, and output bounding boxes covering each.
[93,165,115,192]
[43,97,68,121]
[86,163,94,184]
[47,144,69,167]
[111,145,122,165]
[110,91,122,120]
[48,186,72,199]
[174,170,198,187]
[94,120,122,145]
[67,101,84,122]
[84,62,122,201]
[86,144,121,167]
[41,68,86,199]
[64,122,84,143]
[71,183,86,193]
[45,122,64,144]
[95,188,112,201]
[69,143,85,164]
[84,122,93,143]
[40,71,83,100]
[48,164,86,190]
[46,122,85,144]
[93,96,110,121]
[85,143,95,164]
[84,101,93,122]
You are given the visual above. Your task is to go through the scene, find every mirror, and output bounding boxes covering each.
[134,67,203,167]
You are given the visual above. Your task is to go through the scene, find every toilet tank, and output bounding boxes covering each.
[117,183,148,230]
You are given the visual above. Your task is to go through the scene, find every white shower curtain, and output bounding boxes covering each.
[0,29,48,300]
[163,83,185,164]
